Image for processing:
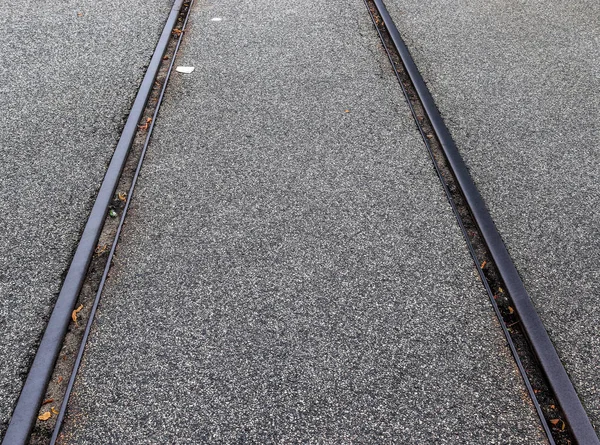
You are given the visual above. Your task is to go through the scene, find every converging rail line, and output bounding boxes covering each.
[363,0,599,444]
[2,1,193,443]
[48,3,194,444]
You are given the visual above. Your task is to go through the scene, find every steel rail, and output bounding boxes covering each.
[48,1,194,442]
[362,2,555,442]
[1,1,185,443]
[367,0,599,443]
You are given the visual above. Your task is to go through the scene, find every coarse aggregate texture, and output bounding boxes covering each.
[59,0,546,443]
[0,0,172,436]
[384,0,600,435]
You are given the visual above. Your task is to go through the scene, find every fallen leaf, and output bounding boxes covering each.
[172,29,182,36]
[480,260,487,269]
[42,399,54,405]
[95,244,109,255]
[138,117,152,131]
[38,412,51,421]
[118,192,127,202]
[344,110,350,113]
[508,306,514,314]
[57,376,63,384]
[51,407,59,415]
[72,304,84,325]
[550,419,560,426]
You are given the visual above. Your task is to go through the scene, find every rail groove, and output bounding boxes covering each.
[364,0,599,444]
[47,1,194,443]
[1,1,189,443]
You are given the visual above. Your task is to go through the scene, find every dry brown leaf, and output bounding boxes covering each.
[57,376,63,384]
[95,244,109,255]
[480,260,487,269]
[72,304,84,325]
[172,29,182,36]
[508,306,514,314]
[38,412,51,421]
[42,398,54,405]
[550,419,560,426]
[51,407,59,415]
[138,117,152,131]
[118,192,127,202]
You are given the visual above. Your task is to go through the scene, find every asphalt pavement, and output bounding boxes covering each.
[56,0,546,443]
[384,0,600,434]
[0,0,171,435]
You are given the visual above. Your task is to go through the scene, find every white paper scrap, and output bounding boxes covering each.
[176,66,195,74]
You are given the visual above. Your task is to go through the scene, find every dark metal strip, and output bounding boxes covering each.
[1,1,184,443]
[369,0,599,443]
[362,2,555,442]
[48,1,194,442]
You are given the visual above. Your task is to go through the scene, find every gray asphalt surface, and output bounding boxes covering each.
[0,0,171,435]
[57,1,547,443]
[384,0,600,434]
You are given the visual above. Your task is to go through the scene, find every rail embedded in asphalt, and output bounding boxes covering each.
[363,0,599,444]
[2,1,192,444]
